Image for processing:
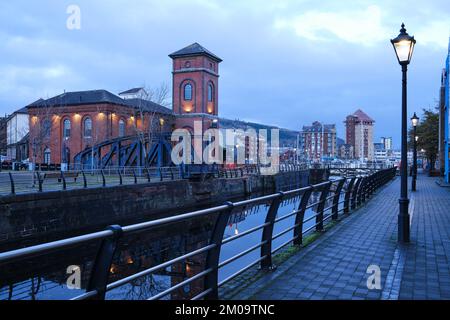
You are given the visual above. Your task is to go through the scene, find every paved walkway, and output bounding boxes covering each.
[239,175,450,300]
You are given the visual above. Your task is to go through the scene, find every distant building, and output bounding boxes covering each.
[443,40,450,183]
[381,137,393,151]
[301,121,337,161]
[374,143,387,162]
[439,68,446,176]
[0,114,8,156]
[344,109,375,161]
[6,107,29,161]
[339,144,354,160]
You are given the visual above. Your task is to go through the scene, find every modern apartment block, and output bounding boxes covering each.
[301,121,337,161]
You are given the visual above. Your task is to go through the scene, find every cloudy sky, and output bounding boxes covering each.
[1,0,449,147]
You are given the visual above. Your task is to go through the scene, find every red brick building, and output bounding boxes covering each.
[26,43,221,167]
[27,90,175,166]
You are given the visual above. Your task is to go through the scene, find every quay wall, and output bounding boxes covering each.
[0,170,310,248]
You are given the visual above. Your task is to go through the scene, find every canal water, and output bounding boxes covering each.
[0,186,343,300]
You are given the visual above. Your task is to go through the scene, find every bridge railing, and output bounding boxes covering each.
[0,167,397,300]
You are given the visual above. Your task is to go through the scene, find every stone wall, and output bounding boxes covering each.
[0,170,309,248]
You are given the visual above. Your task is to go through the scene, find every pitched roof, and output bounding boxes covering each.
[124,99,174,115]
[353,109,375,122]
[169,43,223,62]
[15,107,28,114]
[26,90,174,115]
[28,90,125,107]
[119,87,146,95]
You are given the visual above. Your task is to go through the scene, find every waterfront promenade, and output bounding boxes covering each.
[233,175,450,300]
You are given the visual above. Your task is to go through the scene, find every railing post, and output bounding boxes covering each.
[61,171,67,191]
[344,177,356,214]
[260,192,284,270]
[316,182,332,231]
[118,169,123,185]
[204,202,234,300]
[36,172,43,192]
[146,168,151,182]
[159,168,163,181]
[351,178,362,210]
[170,167,174,180]
[370,172,375,192]
[357,177,366,206]
[82,171,87,188]
[8,172,15,195]
[293,186,313,246]
[132,169,137,184]
[100,170,106,187]
[87,225,123,300]
[332,179,346,220]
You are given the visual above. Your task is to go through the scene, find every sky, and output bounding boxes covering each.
[1,0,449,148]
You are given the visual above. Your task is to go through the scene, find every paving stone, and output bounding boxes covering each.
[243,176,450,300]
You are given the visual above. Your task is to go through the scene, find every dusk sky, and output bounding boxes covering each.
[1,0,449,148]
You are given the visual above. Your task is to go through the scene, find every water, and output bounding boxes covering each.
[0,188,342,300]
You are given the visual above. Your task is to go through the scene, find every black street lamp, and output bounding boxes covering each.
[391,23,416,243]
[411,113,419,192]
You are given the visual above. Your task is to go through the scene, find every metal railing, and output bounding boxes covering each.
[0,164,309,196]
[0,167,185,196]
[0,167,396,300]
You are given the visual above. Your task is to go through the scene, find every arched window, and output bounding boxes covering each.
[184,83,192,101]
[43,148,51,165]
[119,119,125,137]
[208,83,214,102]
[63,119,71,139]
[84,117,92,138]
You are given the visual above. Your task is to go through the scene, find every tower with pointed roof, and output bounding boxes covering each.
[169,43,222,133]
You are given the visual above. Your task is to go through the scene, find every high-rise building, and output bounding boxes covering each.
[381,137,393,151]
[301,121,337,161]
[344,109,375,161]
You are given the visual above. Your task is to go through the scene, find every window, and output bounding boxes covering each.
[44,148,51,165]
[184,84,192,101]
[84,117,92,138]
[119,119,125,137]
[208,84,214,102]
[43,119,51,138]
[63,119,71,139]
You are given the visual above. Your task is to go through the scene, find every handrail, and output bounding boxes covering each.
[0,167,397,301]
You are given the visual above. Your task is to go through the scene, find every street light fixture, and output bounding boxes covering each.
[411,113,419,192]
[391,23,416,243]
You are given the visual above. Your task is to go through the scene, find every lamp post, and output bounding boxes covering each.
[391,23,416,243]
[411,113,419,191]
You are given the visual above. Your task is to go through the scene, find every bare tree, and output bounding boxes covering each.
[29,99,54,170]
[122,83,171,168]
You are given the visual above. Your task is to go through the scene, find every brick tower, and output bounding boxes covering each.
[169,43,222,133]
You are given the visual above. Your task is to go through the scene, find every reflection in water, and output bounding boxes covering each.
[1,184,346,300]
